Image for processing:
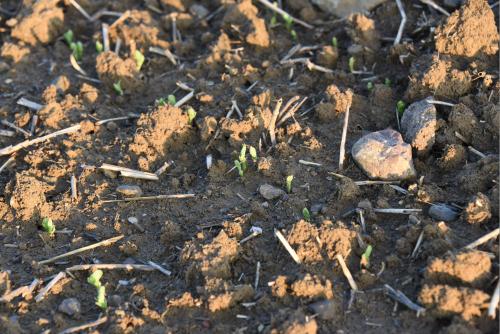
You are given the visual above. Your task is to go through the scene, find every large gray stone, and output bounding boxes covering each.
[58,298,81,316]
[351,129,416,180]
[401,99,437,155]
[259,184,285,200]
[311,0,387,17]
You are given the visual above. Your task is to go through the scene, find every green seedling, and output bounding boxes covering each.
[360,245,373,269]
[249,146,257,163]
[95,285,108,309]
[87,270,103,288]
[282,13,293,31]
[64,30,74,45]
[167,94,177,106]
[95,40,103,53]
[270,2,278,26]
[290,29,297,41]
[331,37,338,48]
[302,208,311,222]
[348,57,356,73]
[70,41,83,61]
[155,97,166,106]
[41,217,55,236]
[396,100,406,115]
[87,270,107,310]
[133,50,145,71]
[113,80,123,96]
[187,107,197,125]
[367,82,374,91]
[234,160,244,177]
[286,175,293,193]
[384,78,391,87]
[239,144,248,172]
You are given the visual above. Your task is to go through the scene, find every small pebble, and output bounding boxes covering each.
[58,298,81,316]
[400,98,437,155]
[128,216,138,224]
[428,203,460,222]
[116,185,143,197]
[308,300,338,320]
[259,184,285,200]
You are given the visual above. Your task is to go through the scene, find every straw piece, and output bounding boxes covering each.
[336,254,358,291]
[274,229,301,264]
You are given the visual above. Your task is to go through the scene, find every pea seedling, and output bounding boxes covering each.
[360,245,373,269]
[70,41,83,61]
[87,270,107,310]
[113,81,123,95]
[348,57,356,73]
[95,40,103,53]
[367,82,374,92]
[41,217,55,236]
[133,50,145,71]
[239,144,248,172]
[167,94,177,106]
[281,13,297,41]
[302,208,311,222]
[64,30,74,45]
[331,37,338,48]
[234,160,244,177]
[396,100,406,115]
[286,175,293,193]
[187,107,197,125]
[249,146,257,163]
[384,78,391,87]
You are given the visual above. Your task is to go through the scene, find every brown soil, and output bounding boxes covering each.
[0,0,498,333]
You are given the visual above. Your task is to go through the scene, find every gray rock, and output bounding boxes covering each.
[259,184,285,200]
[308,300,339,320]
[351,129,416,181]
[189,4,209,18]
[428,203,460,222]
[311,0,387,17]
[58,298,81,316]
[116,185,143,197]
[400,99,437,155]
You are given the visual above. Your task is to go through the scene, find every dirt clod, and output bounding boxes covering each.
[464,192,491,224]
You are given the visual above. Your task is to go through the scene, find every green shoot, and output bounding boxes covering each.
[270,2,278,26]
[234,160,244,177]
[95,40,103,53]
[331,37,338,48]
[167,94,177,106]
[396,100,406,115]
[156,97,166,106]
[286,175,293,193]
[87,270,103,288]
[282,13,293,31]
[239,144,248,172]
[384,78,391,87]
[133,50,145,71]
[64,30,74,45]
[249,146,257,163]
[87,270,107,310]
[41,217,55,235]
[187,107,197,125]
[95,285,108,309]
[348,57,356,73]
[70,41,83,61]
[290,29,297,41]
[367,82,374,92]
[302,208,311,222]
[113,81,123,95]
[360,245,373,268]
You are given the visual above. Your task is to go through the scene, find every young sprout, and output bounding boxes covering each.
[95,40,103,53]
[270,1,278,26]
[95,285,108,310]
[396,100,406,115]
[302,208,311,222]
[367,82,374,91]
[331,37,338,48]
[348,57,356,73]
[155,97,166,106]
[87,270,107,310]
[167,94,176,106]
[290,29,297,41]
[234,160,244,177]
[70,41,83,61]
[384,78,391,87]
[285,175,294,193]
[133,50,145,71]
[282,13,293,31]
[360,245,373,269]
[64,30,74,45]
[41,217,55,236]
[239,144,248,172]
[249,146,257,163]
[113,80,123,96]
[187,107,197,125]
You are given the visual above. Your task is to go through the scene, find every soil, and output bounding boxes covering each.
[0,0,498,333]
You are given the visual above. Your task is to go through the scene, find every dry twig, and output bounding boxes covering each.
[384,284,425,316]
[338,104,351,169]
[463,228,499,250]
[58,316,108,334]
[394,0,407,45]
[256,0,313,29]
[336,254,358,291]
[274,229,301,264]
[488,279,500,319]
[67,264,155,272]
[35,272,66,302]
[101,194,195,203]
